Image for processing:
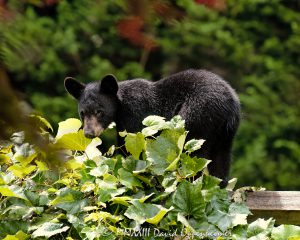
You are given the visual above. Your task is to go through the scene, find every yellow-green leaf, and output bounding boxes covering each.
[146,206,173,225]
[81,182,95,192]
[55,130,92,151]
[0,186,17,197]
[0,154,11,164]
[110,196,132,206]
[85,137,102,159]
[84,211,122,223]
[3,230,30,240]
[8,164,36,178]
[0,185,28,201]
[65,159,83,170]
[15,152,37,167]
[55,118,82,140]
[36,160,49,171]
[30,114,54,132]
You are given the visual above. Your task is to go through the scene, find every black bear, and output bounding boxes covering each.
[64,69,240,183]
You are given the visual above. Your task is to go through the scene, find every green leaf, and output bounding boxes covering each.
[271,225,300,240]
[162,173,178,193]
[146,130,180,175]
[122,156,149,173]
[118,168,142,189]
[85,137,102,159]
[30,114,53,132]
[84,211,122,223]
[49,187,88,214]
[167,115,185,132]
[110,196,132,206]
[96,174,119,190]
[8,165,36,178]
[0,154,11,164]
[165,132,187,171]
[97,188,126,203]
[55,118,82,140]
[90,165,109,177]
[35,160,49,171]
[207,209,233,232]
[15,152,37,167]
[178,153,210,178]
[31,222,69,238]
[0,221,29,239]
[142,115,166,127]
[54,129,92,151]
[247,218,275,238]
[146,206,173,225]
[81,225,115,240]
[119,130,128,138]
[226,178,238,191]
[177,213,196,232]
[142,115,167,137]
[125,200,170,225]
[0,185,28,201]
[184,139,205,154]
[65,159,83,170]
[3,230,30,240]
[172,180,205,219]
[125,133,145,159]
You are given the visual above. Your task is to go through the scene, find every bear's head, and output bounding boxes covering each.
[64,75,119,138]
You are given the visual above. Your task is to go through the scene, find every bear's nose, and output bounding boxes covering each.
[84,130,95,139]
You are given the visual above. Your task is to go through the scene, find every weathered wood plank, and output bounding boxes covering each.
[245,191,300,225]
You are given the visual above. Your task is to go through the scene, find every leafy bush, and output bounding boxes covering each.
[0,115,299,239]
[1,0,299,190]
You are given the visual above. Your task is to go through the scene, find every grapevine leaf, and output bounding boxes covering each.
[146,130,180,175]
[207,209,233,232]
[90,165,109,177]
[84,211,122,223]
[142,115,167,136]
[54,130,92,151]
[3,230,30,240]
[184,139,205,154]
[55,118,82,140]
[85,137,102,159]
[118,168,142,189]
[0,185,28,201]
[124,133,145,159]
[179,153,210,178]
[124,200,169,225]
[49,187,88,214]
[31,222,69,238]
[172,180,205,219]
[8,165,36,178]
[81,225,115,240]
[30,115,53,132]
[271,225,300,240]
[247,218,275,238]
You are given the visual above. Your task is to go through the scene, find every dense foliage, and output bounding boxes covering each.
[1,115,300,239]
[0,0,299,190]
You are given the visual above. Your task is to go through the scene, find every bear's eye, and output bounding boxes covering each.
[95,110,103,116]
[80,111,84,117]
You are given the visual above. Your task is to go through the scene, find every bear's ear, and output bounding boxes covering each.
[100,74,118,95]
[64,77,85,99]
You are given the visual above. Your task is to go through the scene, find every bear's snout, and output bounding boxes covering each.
[83,116,104,138]
[84,130,96,139]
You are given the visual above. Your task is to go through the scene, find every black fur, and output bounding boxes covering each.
[65,69,240,182]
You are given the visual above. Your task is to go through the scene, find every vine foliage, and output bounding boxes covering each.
[0,116,299,239]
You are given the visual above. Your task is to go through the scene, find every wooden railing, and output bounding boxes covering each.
[245,191,300,225]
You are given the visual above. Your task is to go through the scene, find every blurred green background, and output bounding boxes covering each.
[0,0,299,190]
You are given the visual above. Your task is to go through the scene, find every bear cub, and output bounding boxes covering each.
[65,69,240,183]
